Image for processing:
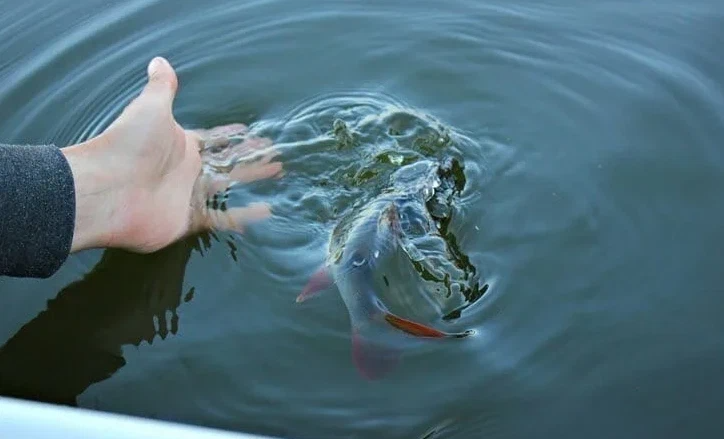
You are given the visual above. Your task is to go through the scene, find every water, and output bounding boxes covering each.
[1,0,724,437]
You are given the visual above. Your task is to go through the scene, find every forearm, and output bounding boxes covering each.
[0,144,75,278]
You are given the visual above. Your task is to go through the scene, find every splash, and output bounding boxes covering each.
[260,91,488,326]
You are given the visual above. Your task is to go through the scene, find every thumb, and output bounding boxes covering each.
[142,56,178,108]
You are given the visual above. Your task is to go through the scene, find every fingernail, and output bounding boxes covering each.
[148,57,166,77]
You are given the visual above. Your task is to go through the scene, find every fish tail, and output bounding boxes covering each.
[348,298,471,380]
[351,328,401,380]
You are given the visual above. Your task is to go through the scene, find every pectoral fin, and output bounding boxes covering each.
[296,266,333,303]
[384,312,469,338]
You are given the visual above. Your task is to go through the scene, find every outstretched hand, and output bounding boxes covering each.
[63,57,282,254]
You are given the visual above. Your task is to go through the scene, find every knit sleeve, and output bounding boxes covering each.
[0,144,75,278]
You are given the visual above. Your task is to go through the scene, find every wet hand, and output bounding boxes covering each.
[63,57,282,254]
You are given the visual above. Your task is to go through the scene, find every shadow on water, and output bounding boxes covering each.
[0,233,217,406]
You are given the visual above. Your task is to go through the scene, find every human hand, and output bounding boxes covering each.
[63,57,282,254]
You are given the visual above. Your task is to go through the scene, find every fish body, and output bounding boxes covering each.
[297,160,472,379]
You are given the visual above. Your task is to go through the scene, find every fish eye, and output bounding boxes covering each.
[350,252,366,267]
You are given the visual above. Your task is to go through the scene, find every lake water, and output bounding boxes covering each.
[1,1,724,438]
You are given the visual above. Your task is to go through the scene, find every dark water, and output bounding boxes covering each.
[2,0,724,437]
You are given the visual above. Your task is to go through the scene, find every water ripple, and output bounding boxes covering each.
[3,1,724,438]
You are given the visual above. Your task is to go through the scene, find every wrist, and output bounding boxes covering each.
[63,135,127,253]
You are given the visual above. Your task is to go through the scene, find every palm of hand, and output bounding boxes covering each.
[98,58,282,253]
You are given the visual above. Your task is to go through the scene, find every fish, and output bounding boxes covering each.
[296,159,473,380]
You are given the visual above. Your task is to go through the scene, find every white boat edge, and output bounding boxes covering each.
[0,396,283,439]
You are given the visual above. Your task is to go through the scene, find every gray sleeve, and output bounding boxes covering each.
[0,144,75,278]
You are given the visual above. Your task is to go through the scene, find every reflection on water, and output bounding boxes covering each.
[0,234,215,406]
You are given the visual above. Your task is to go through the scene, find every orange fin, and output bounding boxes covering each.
[296,266,333,303]
[383,312,450,338]
[383,312,472,339]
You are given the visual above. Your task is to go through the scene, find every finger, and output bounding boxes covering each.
[142,57,178,109]
[206,202,273,234]
[205,138,277,167]
[211,123,248,138]
[200,136,230,152]
[197,124,250,153]
[184,129,206,152]
[192,173,229,206]
[239,136,272,149]
[228,160,284,184]
[256,149,281,166]
[205,177,231,196]
[227,147,280,167]
[196,123,248,141]
[234,137,274,159]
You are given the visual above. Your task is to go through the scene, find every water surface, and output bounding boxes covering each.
[1,1,724,438]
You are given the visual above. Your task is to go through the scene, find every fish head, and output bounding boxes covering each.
[331,200,405,285]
